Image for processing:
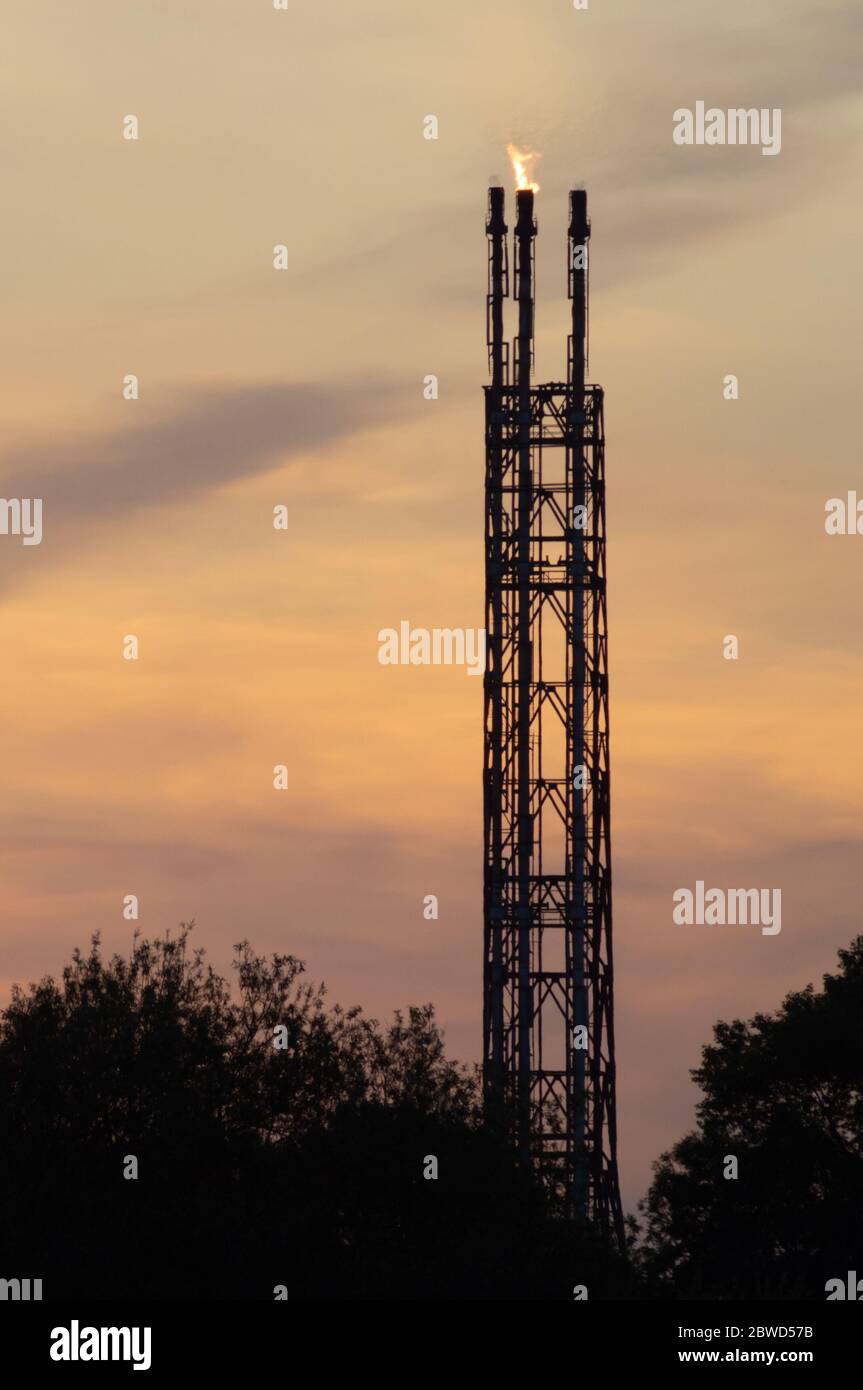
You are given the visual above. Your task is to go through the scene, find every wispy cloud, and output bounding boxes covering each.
[0,378,409,592]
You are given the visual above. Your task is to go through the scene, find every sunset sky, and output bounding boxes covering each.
[2,0,862,1210]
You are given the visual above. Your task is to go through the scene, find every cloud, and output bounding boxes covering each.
[0,378,409,592]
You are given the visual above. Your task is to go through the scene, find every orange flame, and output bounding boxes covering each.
[507,143,541,193]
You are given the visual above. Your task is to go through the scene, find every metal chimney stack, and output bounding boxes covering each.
[483,185,623,1240]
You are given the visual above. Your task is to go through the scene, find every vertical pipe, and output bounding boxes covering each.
[514,188,535,1163]
[568,188,590,1215]
[484,186,507,1101]
[487,186,506,390]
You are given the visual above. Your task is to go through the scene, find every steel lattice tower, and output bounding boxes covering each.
[482,184,624,1241]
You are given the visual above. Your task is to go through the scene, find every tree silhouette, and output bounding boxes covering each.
[639,936,863,1299]
[0,926,634,1299]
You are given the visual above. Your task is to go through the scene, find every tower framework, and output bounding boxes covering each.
[482,185,623,1240]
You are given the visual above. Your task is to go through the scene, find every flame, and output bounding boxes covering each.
[507,143,541,193]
